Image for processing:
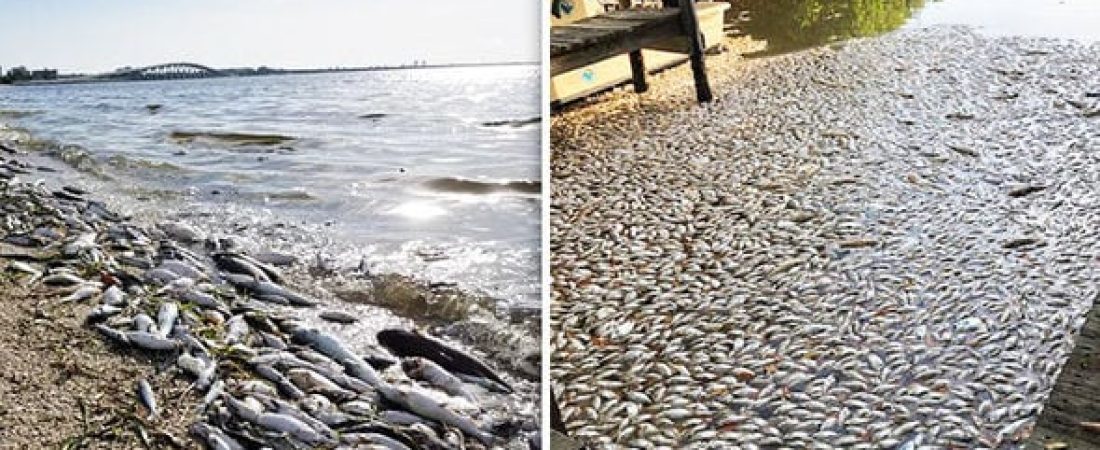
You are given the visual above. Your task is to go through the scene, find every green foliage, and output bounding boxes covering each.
[732,0,931,55]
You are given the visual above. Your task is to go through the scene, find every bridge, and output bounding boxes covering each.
[96,62,224,81]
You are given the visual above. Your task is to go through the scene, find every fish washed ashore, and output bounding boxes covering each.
[0,138,540,448]
[551,27,1098,448]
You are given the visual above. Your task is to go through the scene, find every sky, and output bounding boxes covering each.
[0,0,541,74]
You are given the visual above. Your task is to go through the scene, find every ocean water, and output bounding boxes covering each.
[0,65,541,311]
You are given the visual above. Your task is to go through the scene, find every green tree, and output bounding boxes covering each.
[729,0,929,56]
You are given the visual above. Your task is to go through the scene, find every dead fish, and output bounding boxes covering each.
[255,412,330,445]
[60,284,100,303]
[226,315,249,345]
[378,328,512,392]
[948,144,979,157]
[250,280,315,307]
[62,232,97,256]
[232,252,284,284]
[1004,237,1042,249]
[158,259,206,280]
[137,378,158,419]
[177,289,229,312]
[95,324,130,344]
[377,384,494,445]
[133,313,156,333]
[85,304,123,323]
[144,267,181,285]
[319,310,358,324]
[178,353,208,379]
[381,409,433,426]
[945,112,976,120]
[189,422,243,450]
[102,285,125,305]
[155,277,196,295]
[340,432,412,449]
[456,373,512,394]
[1008,185,1046,198]
[213,253,271,283]
[341,400,376,416]
[256,294,290,305]
[343,358,386,389]
[291,328,363,368]
[839,238,878,249]
[126,331,179,351]
[8,261,41,277]
[253,251,299,267]
[41,272,86,287]
[199,379,225,411]
[402,357,476,401]
[286,368,356,401]
[157,302,178,339]
[254,364,306,400]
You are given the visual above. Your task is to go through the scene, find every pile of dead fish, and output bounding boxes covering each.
[551,28,1099,448]
[0,153,530,449]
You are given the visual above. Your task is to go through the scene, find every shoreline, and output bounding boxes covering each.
[5,61,540,87]
[0,136,540,447]
[551,26,1099,447]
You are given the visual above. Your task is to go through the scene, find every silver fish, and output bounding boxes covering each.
[137,378,157,419]
[126,331,179,351]
[60,284,100,303]
[402,357,475,401]
[255,412,329,445]
[156,302,178,339]
[377,384,493,445]
[225,315,248,345]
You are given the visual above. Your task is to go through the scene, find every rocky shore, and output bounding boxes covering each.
[0,136,539,448]
[551,27,1098,448]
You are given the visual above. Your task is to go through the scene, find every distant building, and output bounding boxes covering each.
[6,66,31,82]
[31,68,58,80]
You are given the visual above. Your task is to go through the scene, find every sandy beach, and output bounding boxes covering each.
[0,277,199,448]
[551,26,1099,448]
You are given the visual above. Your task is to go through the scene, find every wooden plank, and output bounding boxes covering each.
[1024,296,1100,448]
[551,17,684,74]
[550,8,681,58]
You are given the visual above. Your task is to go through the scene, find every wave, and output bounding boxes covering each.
[104,154,185,173]
[423,177,540,196]
[0,110,41,119]
[169,130,296,147]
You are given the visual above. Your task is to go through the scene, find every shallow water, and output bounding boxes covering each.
[725,0,1100,56]
[0,66,541,310]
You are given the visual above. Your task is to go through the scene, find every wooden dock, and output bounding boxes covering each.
[550,0,714,102]
[1025,298,1100,448]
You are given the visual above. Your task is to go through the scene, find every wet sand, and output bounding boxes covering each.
[0,277,198,448]
[1025,300,1100,449]
[551,26,1098,448]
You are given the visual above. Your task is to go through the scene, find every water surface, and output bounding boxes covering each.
[0,66,541,311]
[725,0,1100,56]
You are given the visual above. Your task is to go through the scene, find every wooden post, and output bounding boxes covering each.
[550,387,567,433]
[678,0,713,102]
[628,50,648,93]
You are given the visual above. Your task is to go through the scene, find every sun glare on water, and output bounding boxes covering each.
[386,200,448,220]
